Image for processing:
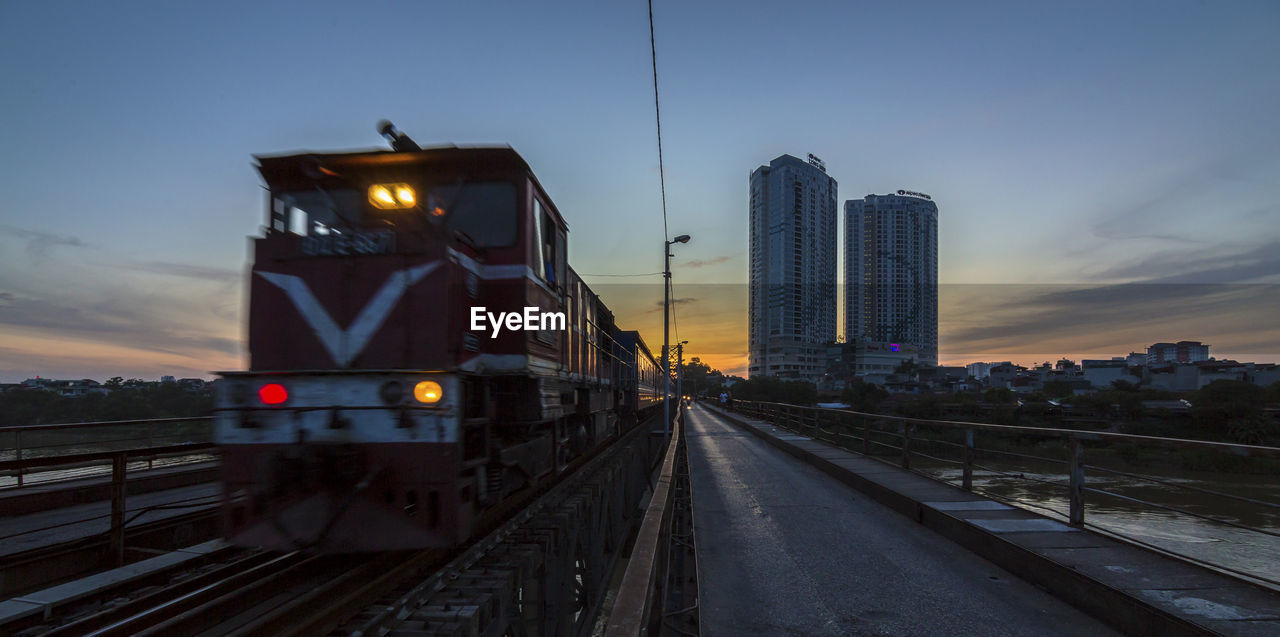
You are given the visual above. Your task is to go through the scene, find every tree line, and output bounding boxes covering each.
[0,378,213,427]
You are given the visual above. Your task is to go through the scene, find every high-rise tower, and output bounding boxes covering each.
[845,191,939,365]
[749,154,838,380]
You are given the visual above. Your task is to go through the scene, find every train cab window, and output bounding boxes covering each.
[273,189,362,236]
[430,182,517,247]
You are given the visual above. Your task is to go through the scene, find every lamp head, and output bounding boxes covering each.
[673,234,691,244]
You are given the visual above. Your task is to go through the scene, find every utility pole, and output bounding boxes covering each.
[663,235,690,442]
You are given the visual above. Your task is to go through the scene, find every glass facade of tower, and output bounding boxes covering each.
[844,193,939,365]
[749,154,837,380]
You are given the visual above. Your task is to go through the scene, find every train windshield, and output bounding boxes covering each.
[429,181,517,248]
[275,188,363,236]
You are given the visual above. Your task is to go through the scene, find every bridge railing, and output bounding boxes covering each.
[730,400,1280,588]
[0,417,215,488]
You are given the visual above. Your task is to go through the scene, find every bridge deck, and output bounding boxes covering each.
[696,402,1280,636]
[686,402,1117,636]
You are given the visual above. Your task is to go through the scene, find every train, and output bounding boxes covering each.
[214,122,664,552]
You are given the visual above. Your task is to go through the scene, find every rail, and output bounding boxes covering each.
[730,400,1280,588]
[0,416,214,487]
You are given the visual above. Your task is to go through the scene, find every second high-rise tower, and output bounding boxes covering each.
[845,190,939,365]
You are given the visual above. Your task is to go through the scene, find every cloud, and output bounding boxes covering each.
[112,260,240,282]
[1087,241,1280,284]
[682,255,731,268]
[643,296,697,314]
[940,283,1280,363]
[1086,144,1280,245]
[0,290,240,357]
[0,225,89,258]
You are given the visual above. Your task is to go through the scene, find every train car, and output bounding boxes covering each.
[615,330,663,417]
[215,123,660,552]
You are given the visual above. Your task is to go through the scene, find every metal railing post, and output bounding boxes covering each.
[14,430,22,487]
[963,428,975,491]
[902,423,913,470]
[146,422,155,470]
[863,417,871,455]
[1069,437,1085,527]
[111,452,127,566]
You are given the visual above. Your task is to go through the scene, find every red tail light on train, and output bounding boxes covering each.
[257,383,288,405]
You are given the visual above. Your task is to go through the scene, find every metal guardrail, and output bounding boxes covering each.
[731,400,1280,587]
[606,408,694,636]
[0,442,219,567]
[0,417,213,487]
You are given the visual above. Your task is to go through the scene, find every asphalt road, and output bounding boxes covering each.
[686,402,1119,636]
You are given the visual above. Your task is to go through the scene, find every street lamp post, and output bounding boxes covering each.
[664,234,690,442]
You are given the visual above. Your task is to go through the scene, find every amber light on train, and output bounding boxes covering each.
[258,383,288,405]
[413,380,443,404]
[369,183,416,209]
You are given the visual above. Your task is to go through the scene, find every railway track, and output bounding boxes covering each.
[8,419,658,636]
[2,501,221,597]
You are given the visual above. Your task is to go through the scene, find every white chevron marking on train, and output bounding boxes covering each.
[256,262,439,367]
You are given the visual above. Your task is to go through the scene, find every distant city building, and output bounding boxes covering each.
[1081,359,1139,389]
[988,363,1025,389]
[1147,341,1209,365]
[749,154,838,381]
[966,362,992,379]
[844,191,939,365]
[852,340,919,376]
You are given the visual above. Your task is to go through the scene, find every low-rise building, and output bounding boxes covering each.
[965,362,992,379]
[1147,341,1210,365]
[1081,359,1141,389]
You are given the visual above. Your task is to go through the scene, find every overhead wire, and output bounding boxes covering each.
[648,0,680,381]
[648,0,669,243]
[578,272,663,277]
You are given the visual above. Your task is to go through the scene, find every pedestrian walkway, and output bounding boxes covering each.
[686,403,1118,636]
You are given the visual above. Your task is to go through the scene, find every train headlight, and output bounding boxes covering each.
[229,382,249,405]
[258,383,288,405]
[369,183,416,209]
[413,380,443,404]
[380,380,406,405]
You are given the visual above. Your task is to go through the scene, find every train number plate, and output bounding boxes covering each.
[301,232,395,257]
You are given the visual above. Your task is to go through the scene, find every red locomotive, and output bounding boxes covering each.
[215,122,662,551]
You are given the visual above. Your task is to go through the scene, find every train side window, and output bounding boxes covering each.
[555,229,566,290]
[532,200,546,280]
[541,213,557,286]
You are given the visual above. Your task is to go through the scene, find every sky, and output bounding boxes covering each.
[1,0,1278,381]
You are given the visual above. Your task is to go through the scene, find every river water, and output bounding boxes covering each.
[905,455,1280,587]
